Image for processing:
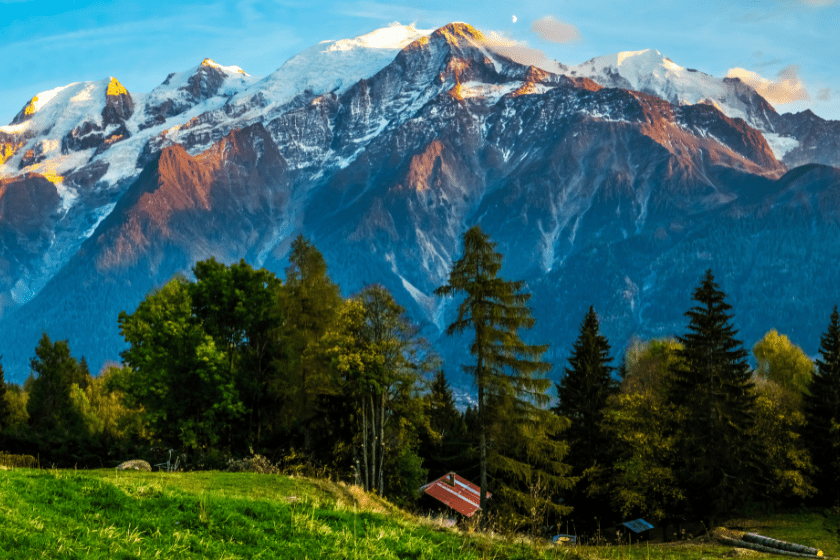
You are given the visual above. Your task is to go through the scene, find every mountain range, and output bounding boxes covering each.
[1,22,839,389]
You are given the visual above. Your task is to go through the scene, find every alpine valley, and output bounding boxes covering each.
[1,22,839,387]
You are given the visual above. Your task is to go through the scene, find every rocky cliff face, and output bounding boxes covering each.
[0,22,838,384]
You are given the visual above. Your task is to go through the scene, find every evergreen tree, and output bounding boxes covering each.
[277,235,344,451]
[435,225,573,526]
[75,356,92,389]
[553,306,616,526]
[802,306,840,505]
[26,333,84,434]
[421,370,470,479]
[0,357,10,431]
[669,270,760,521]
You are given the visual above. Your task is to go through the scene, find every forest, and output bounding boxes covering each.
[1,226,839,538]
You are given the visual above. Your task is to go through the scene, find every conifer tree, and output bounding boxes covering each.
[277,235,343,451]
[436,225,573,525]
[27,333,84,434]
[421,370,470,478]
[553,306,616,525]
[802,306,840,505]
[0,357,10,431]
[669,270,760,521]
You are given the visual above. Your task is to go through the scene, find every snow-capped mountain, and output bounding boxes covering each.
[567,48,839,167]
[1,22,839,384]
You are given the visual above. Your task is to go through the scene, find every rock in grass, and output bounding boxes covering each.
[116,460,152,471]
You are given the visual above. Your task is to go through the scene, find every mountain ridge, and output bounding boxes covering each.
[0,22,839,385]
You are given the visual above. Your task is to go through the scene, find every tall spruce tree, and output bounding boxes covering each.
[802,306,840,505]
[435,225,573,525]
[553,306,616,526]
[669,270,760,521]
[0,357,10,431]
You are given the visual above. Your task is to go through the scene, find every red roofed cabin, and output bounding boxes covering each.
[419,472,490,517]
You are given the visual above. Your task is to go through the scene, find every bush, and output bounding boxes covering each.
[225,454,279,474]
[0,451,38,469]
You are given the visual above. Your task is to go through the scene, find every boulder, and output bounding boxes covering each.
[116,459,152,471]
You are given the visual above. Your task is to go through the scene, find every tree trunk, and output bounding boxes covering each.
[478,368,487,528]
[370,393,377,493]
[378,390,385,496]
[362,396,370,491]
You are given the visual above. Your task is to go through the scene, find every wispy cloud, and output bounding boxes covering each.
[796,0,837,5]
[530,15,581,43]
[726,65,810,104]
[817,87,832,101]
[479,31,564,74]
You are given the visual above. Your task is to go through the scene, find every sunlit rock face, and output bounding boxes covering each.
[1,22,839,386]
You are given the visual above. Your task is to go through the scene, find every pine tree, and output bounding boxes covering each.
[421,370,470,479]
[435,225,573,526]
[0,357,10,431]
[669,270,760,521]
[553,306,616,525]
[802,306,840,505]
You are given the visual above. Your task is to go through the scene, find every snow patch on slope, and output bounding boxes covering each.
[229,23,433,116]
[762,133,799,159]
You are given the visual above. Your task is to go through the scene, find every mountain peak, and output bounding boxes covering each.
[106,77,129,97]
[433,22,485,44]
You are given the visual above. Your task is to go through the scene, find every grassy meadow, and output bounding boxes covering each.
[1,466,839,560]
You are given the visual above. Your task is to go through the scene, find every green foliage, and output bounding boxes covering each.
[621,338,683,401]
[26,333,88,435]
[597,339,685,523]
[276,235,345,450]
[751,376,815,501]
[118,276,242,451]
[753,330,814,398]
[2,383,29,429]
[802,306,840,505]
[421,370,471,479]
[554,306,616,525]
[320,285,435,501]
[436,225,573,525]
[669,270,761,520]
[188,257,284,447]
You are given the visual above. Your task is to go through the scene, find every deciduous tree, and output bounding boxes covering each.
[118,276,241,450]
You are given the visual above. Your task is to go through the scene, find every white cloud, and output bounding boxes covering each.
[512,15,517,23]
[530,15,581,43]
[479,31,565,74]
[726,64,810,104]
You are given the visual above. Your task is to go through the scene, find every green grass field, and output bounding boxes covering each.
[1,466,838,560]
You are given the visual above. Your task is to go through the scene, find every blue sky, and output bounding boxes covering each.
[2,0,839,125]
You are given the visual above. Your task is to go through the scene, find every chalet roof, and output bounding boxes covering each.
[419,472,490,517]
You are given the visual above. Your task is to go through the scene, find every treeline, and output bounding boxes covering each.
[2,229,840,535]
